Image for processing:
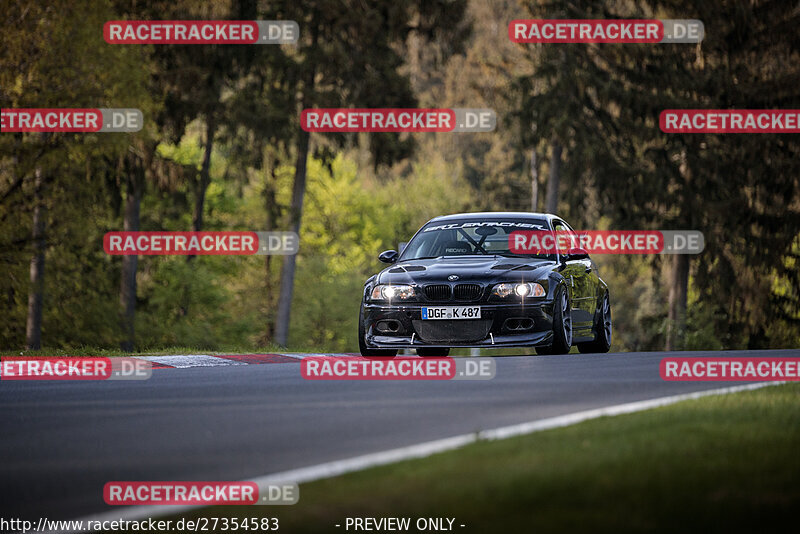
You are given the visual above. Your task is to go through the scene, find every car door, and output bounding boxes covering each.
[553,219,596,337]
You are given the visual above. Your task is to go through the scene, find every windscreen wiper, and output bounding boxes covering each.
[456,228,488,254]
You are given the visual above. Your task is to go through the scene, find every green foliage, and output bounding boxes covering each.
[1,133,477,351]
[136,256,257,350]
[507,0,800,349]
[288,155,475,351]
[0,0,153,349]
[2,0,798,352]
[593,254,666,352]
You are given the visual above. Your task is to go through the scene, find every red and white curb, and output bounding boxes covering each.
[133,353,363,369]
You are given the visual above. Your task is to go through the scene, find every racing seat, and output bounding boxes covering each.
[438,240,472,256]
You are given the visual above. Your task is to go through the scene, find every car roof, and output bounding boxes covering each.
[426,211,561,223]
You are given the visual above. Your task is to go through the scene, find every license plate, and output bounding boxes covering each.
[421,306,481,320]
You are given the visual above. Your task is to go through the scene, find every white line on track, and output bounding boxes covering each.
[133,355,247,368]
[131,353,357,367]
[275,353,356,360]
[62,381,783,533]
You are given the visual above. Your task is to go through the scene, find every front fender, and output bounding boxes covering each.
[363,276,376,302]
[547,272,570,300]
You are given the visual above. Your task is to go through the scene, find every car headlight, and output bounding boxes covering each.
[370,284,416,301]
[492,282,545,298]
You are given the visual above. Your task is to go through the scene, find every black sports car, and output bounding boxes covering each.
[359,212,612,356]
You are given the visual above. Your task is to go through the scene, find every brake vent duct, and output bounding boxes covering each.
[388,265,426,273]
[375,320,402,333]
[503,317,534,331]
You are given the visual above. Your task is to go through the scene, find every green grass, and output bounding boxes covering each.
[179,384,800,533]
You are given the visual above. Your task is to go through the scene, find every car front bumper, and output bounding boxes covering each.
[362,300,556,349]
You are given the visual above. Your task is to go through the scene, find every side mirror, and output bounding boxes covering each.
[566,247,589,260]
[378,250,399,264]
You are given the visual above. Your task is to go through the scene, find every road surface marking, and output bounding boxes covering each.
[63,381,782,532]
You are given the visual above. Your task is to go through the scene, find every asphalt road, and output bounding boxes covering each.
[1,349,796,520]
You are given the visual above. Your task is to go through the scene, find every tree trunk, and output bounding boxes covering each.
[188,116,215,262]
[260,163,280,345]
[25,168,46,350]
[120,154,144,352]
[545,138,561,214]
[665,254,689,351]
[666,146,692,351]
[530,149,538,212]
[273,128,311,347]
[272,17,319,348]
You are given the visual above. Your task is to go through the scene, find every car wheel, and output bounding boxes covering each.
[537,286,572,355]
[358,304,397,357]
[417,348,450,357]
[577,293,612,354]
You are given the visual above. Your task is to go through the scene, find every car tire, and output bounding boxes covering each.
[537,285,572,355]
[577,293,612,354]
[417,348,450,357]
[358,304,397,357]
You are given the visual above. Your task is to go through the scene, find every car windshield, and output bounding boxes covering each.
[399,218,555,261]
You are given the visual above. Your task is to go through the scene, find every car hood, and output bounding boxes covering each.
[375,256,557,285]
